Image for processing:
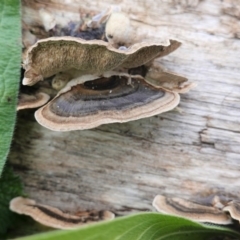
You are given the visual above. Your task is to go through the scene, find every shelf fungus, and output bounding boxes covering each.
[34,73,180,131]
[10,197,115,230]
[144,64,196,93]
[223,201,240,223]
[21,8,194,131]
[17,92,50,111]
[152,195,232,225]
[22,36,180,86]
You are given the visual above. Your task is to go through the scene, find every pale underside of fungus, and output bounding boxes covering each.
[10,197,115,230]
[152,195,232,225]
[35,73,180,131]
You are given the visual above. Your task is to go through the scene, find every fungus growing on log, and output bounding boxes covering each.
[35,73,180,131]
[17,92,50,111]
[21,7,195,131]
[10,197,114,229]
[145,70,195,93]
[22,36,180,86]
[223,201,240,223]
[140,61,196,93]
[152,195,232,225]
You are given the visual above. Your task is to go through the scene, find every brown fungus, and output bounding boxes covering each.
[119,39,181,69]
[10,197,114,230]
[34,73,180,131]
[153,195,232,225]
[223,201,240,223]
[154,39,182,59]
[17,92,50,111]
[142,61,196,93]
[145,70,196,93]
[22,36,180,86]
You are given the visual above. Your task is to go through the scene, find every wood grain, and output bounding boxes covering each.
[9,0,240,215]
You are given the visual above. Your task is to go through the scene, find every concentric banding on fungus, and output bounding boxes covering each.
[17,92,50,110]
[10,197,114,229]
[35,74,180,131]
[153,195,232,225]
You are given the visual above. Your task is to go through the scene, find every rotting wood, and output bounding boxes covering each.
[9,0,240,216]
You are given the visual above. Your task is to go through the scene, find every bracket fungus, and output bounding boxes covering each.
[17,92,50,111]
[223,201,240,223]
[145,70,196,93]
[22,36,180,86]
[152,195,232,225]
[10,197,115,230]
[20,7,195,131]
[143,62,196,93]
[35,73,180,131]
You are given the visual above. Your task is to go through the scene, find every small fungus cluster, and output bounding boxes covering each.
[153,195,240,225]
[19,8,195,131]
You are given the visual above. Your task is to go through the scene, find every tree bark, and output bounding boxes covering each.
[9,0,240,215]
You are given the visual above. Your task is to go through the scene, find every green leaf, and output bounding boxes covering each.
[16,213,240,240]
[0,166,24,237]
[0,0,22,174]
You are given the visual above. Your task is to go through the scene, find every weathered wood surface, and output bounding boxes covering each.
[9,0,240,215]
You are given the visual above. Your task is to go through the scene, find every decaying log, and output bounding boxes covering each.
[9,0,240,216]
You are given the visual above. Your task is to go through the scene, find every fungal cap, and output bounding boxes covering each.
[34,73,180,131]
[10,196,36,214]
[17,92,50,111]
[152,195,232,225]
[10,197,114,229]
[145,70,196,93]
[22,36,180,86]
[223,201,240,223]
